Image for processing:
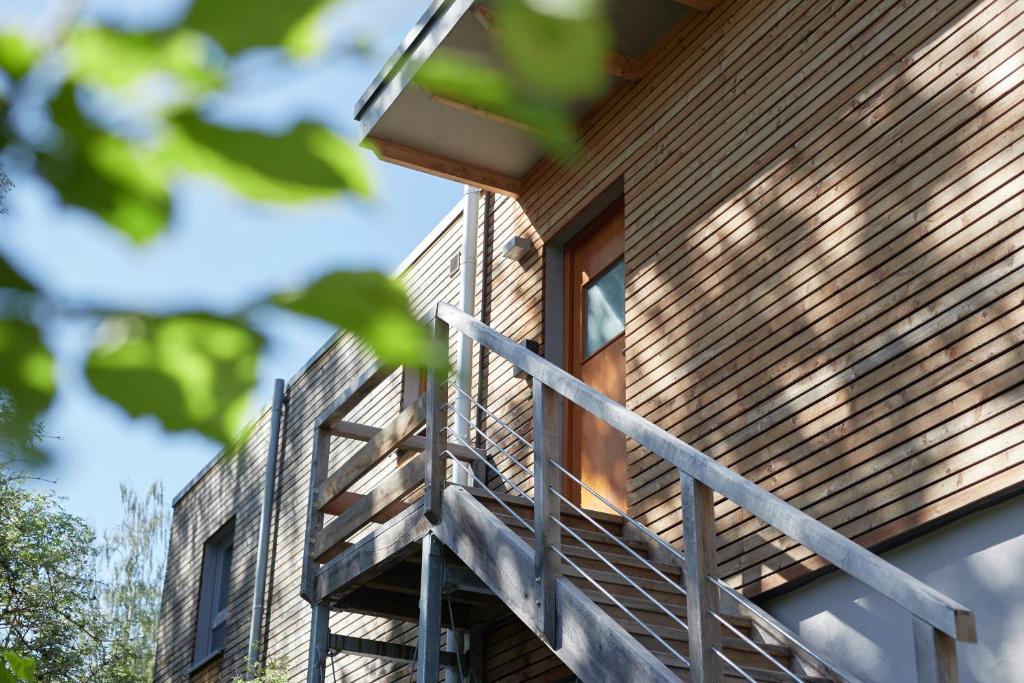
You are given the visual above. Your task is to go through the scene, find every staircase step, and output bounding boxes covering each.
[493,511,651,560]
[470,487,626,535]
[615,620,792,671]
[657,652,832,683]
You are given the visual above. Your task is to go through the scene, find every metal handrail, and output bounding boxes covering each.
[446,454,533,530]
[435,301,975,641]
[715,647,757,683]
[551,514,689,634]
[549,458,688,569]
[449,382,534,451]
[710,610,801,683]
[444,430,533,502]
[443,405,533,480]
[548,485,687,598]
[549,543,691,669]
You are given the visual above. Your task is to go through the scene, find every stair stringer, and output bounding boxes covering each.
[434,485,679,683]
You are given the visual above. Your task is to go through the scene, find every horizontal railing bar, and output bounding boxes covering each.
[445,431,533,502]
[443,405,533,479]
[314,394,427,512]
[315,363,391,430]
[447,456,533,530]
[437,302,975,640]
[550,544,691,669]
[550,458,687,568]
[710,610,801,683]
[549,486,687,598]
[715,647,757,683]
[552,515,690,634]
[329,420,479,461]
[448,381,534,451]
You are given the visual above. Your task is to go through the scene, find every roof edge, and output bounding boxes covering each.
[172,199,465,507]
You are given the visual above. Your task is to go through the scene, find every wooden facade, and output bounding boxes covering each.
[155,0,1024,679]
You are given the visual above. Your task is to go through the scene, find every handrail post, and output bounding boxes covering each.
[532,377,563,648]
[425,316,449,524]
[680,471,722,682]
[914,617,959,683]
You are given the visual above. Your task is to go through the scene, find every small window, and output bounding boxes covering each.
[193,520,234,665]
[583,258,626,357]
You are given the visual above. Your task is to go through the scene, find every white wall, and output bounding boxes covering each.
[764,494,1024,682]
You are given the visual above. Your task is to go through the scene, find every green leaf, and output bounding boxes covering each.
[37,86,170,242]
[273,271,447,370]
[182,0,337,56]
[86,314,264,444]
[0,652,35,683]
[415,52,577,153]
[66,27,224,92]
[0,33,38,79]
[166,113,371,201]
[0,321,54,457]
[494,0,611,100]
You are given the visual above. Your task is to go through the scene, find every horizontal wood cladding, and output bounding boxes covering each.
[155,0,1024,680]
[514,0,1024,596]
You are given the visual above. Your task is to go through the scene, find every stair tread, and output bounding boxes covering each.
[468,486,625,525]
[654,652,831,683]
[492,510,649,552]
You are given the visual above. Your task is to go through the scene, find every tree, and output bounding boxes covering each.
[0,0,609,459]
[0,468,109,681]
[98,482,169,683]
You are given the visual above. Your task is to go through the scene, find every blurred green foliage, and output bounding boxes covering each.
[0,0,610,457]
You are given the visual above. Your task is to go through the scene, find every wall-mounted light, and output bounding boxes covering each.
[500,235,534,263]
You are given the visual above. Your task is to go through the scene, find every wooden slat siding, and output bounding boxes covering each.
[511,0,1024,596]
[156,0,1024,679]
[154,212,466,682]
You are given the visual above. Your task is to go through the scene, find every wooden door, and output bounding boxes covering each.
[564,201,626,513]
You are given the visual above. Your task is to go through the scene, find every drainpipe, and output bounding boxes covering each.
[445,185,479,676]
[246,378,286,673]
[453,184,480,486]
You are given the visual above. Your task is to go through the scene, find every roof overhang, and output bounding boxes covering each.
[354,0,713,196]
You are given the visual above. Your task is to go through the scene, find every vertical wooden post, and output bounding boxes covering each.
[425,316,449,523]
[913,617,959,683]
[302,426,331,602]
[417,533,444,683]
[306,601,329,683]
[680,471,722,682]
[532,378,563,648]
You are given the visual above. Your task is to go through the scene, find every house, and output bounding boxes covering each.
[153,0,1024,681]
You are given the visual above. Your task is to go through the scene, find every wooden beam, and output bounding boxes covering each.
[366,137,521,197]
[914,617,960,683]
[336,586,479,628]
[313,451,427,562]
[681,472,722,682]
[424,316,449,523]
[417,534,444,683]
[328,420,480,462]
[314,364,391,429]
[327,634,459,669]
[315,502,430,602]
[321,489,410,518]
[532,378,563,648]
[314,394,426,512]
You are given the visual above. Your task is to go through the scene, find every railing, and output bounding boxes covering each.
[430,301,975,683]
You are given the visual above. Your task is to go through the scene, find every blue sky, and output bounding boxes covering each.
[1,0,461,534]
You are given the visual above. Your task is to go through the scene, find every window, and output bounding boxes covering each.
[193,520,234,666]
[583,258,626,357]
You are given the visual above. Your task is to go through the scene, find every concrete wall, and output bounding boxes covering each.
[765,493,1024,683]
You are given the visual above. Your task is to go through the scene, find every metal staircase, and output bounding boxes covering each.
[302,302,976,683]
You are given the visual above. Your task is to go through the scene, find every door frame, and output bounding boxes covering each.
[541,178,625,502]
